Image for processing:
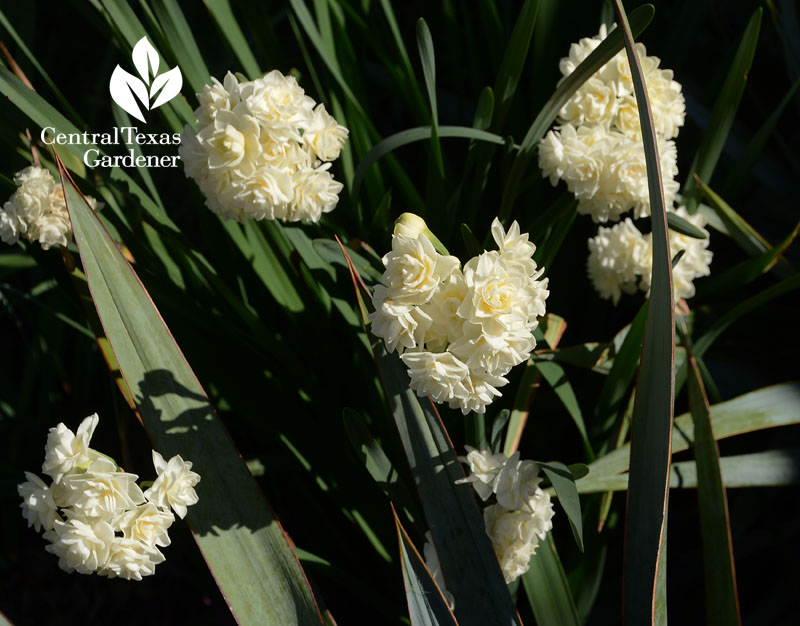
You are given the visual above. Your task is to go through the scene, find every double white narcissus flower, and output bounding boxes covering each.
[538,24,685,224]
[180,70,348,223]
[144,451,201,519]
[456,448,555,583]
[587,206,712,304]
[18,413,200,580]
[369,215,549,414]
[0,165,102,250]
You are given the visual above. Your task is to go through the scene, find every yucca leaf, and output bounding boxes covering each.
[394,510,460,626]
[577,382,800,492]
[57,156,322,626]
[687,356,741,626]
[612,3,675,624]
[373,343,521,626]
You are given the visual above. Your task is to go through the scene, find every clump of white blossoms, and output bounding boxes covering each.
[180,70,348,223]
[456,447,555,583]
[538,24,685,223]
[587,206,712,304]
[369,214,549,414]
[0,165,101,250]
[18,413,200,580]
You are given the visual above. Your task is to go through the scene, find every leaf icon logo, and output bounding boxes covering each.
[109,37,183,123]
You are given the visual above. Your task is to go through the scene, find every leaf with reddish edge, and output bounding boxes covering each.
[686,353,741,626]
[335,238,521,626]
[393,506,460,626]
[611,2,675,625]
[54,151,322,626]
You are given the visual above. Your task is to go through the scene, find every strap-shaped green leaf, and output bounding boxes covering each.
[58,159,322,626]
[522,533,581,626]
[612,3,675,624]
[681,8,763,211]
[577,382,800,491]
[373,341,521,626]
[394,510,460,626]
[687,357,741,626]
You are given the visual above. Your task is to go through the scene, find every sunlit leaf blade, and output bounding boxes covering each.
[681,8,763,211]
[698,220,800,299]
[522,534,581,626]
[595,303,647,439]
[394,510,460,626]
[687,357,742,626]
[0,608,13,626]
[577,382,800,491]
[578,450,800,492]
[538,462,583,551]
[503,314,568,455]
[667,211,707,239]
[58,159,322,626]
[536,360,593,459]
[695,177,771,255]
[151,0,211,93]
[498,4,655,220]
[373,343,521,626]
[203,0,261,79]
[416,18,444,178]
[352,126,510,204]
[612,3,675,624]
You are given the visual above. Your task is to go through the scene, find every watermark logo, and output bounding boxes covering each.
[109,37,182,123]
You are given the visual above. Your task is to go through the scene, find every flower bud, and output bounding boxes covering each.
[393,212,450,256]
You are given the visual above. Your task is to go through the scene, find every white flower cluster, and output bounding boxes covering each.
[538,24,685,223]
[18,414,200,580]
[180,70,348,223]
[0,165,101,250]
[369,215,549,414]
[456,447,555,583]
[587,206,713,304]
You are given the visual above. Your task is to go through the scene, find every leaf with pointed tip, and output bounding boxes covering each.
[577,383,800,492]
[687,357,741,626]
[394,511,460,626]
[612,3,675,624]
[57,157,322,626]
[522,533,581,626]
[538,461,583,551]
